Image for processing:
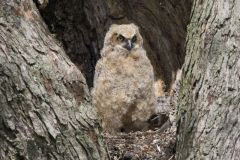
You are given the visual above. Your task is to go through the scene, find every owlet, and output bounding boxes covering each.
[92,23,155,132]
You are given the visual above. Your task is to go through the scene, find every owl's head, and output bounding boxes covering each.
[103,23,143,53]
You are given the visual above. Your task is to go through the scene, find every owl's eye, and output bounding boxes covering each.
[132,35,137,43]
[117,35,125,42]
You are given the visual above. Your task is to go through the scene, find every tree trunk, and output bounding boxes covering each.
[177,0,240,159]
[0,0,108,159]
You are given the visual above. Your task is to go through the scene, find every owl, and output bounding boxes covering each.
[92,23,155,132]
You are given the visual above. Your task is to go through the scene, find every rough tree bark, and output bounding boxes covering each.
[0,0,108,159]
[177,0,240,159]
[39,0,192,91]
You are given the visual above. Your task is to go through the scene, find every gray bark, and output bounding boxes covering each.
[176,0,240,159]
[39,0,192,90]
[0,0,108,159]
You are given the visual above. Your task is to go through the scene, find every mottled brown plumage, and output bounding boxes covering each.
[92,24,155,132]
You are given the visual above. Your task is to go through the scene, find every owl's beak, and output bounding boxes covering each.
[124,40,133,51]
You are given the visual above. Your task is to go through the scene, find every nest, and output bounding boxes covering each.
[104,127,176,160]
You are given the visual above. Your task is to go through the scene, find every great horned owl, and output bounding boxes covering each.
[92,24,155,132]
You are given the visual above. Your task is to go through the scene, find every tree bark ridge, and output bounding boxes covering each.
[0,0,108,159]
[177,0,240,159]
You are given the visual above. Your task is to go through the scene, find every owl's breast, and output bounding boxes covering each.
[98,55,153,91]
[105,56,142,76]
[93,52,155,110]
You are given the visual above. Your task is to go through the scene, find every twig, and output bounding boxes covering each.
[168,155,174,160]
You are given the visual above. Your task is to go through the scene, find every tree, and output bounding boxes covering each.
[0,0,108,159]
[176,0,240,159]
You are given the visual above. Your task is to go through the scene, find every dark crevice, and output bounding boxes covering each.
[36,0,192,92]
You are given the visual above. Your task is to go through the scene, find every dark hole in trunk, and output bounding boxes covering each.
[37,0,192,94]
